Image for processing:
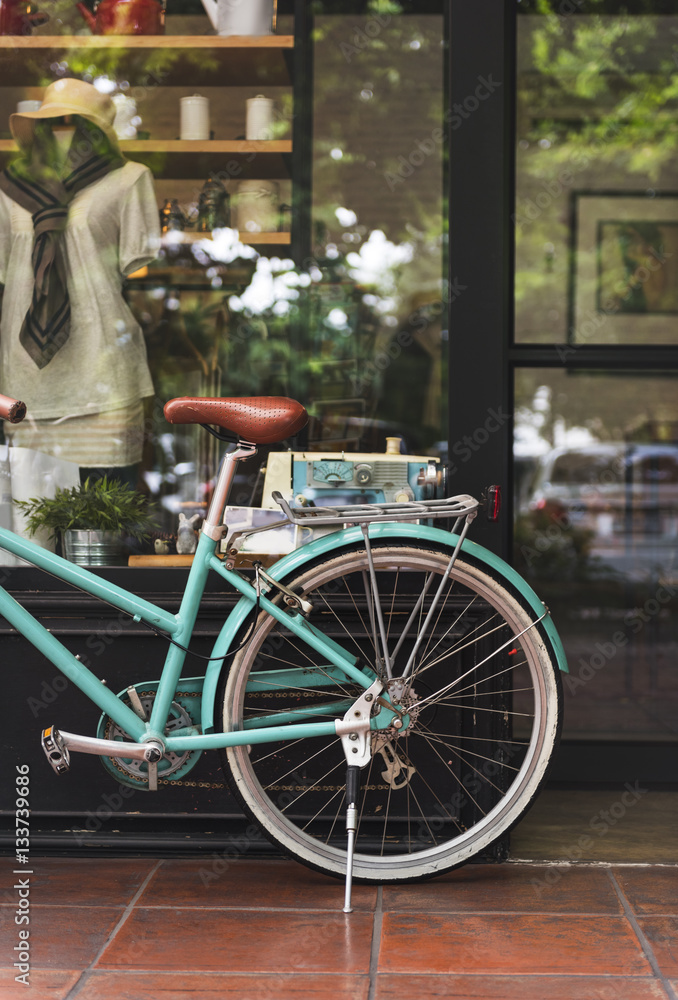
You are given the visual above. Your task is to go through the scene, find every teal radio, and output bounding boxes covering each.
[261,439,447,510]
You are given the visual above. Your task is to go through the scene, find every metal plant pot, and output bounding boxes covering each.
[62,529,125,566]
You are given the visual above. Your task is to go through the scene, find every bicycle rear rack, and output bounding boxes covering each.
[271,491,479,527]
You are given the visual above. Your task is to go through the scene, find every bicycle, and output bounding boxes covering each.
[0,392,566,911]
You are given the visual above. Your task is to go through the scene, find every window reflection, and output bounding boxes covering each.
[0,4,446,553]
[514,370,678,742]
[132,6,447,527]
[307,9,446,454]
[515,5,678,345]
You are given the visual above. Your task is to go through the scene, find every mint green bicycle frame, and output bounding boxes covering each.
[0,517,568,757]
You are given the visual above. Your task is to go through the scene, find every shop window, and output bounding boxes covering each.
[0,0,446,564]
[515,2,678,345]
[515,369,678,743]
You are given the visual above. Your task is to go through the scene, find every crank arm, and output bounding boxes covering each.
[58,729,164,760]
[42,725,163,774]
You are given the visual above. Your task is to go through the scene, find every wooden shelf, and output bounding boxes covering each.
[0,35,294,87]
[0,34,293,49]
[161,231,291,246]
[128,554,194,567]
[238,231,290,244]
[121,138,291,179]
[0,138,292,179]
[122,139,291,153]
[128,551,278,567]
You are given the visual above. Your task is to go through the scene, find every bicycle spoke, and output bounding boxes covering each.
[419,661,533,706]
[277,751,345,814]
[434,699,535,718]
[253,636,359,700]
[404,573,464,672]
[410,614,508,680]
[420,727,530,749]
[314,576,377,663]
[382,735,468,832]
[254,738,334,783]
[316,786,346,844]
[416,724,522,773]
[389,567,430,655]
[250,736,306,768]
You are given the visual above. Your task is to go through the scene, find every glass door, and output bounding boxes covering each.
[513,1,678,777]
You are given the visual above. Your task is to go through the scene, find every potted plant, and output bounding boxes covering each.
[15,476,155,566]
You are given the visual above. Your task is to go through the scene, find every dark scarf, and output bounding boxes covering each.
[0,118,124,369]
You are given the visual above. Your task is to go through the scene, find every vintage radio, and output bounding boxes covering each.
[222,441,447,563]
[261,439,447,508]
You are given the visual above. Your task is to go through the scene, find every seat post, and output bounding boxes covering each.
[202,441,258,542]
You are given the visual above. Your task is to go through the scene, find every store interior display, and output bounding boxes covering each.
[179,93,210,140]
[200,0,274,37]
[112,92,138,139]
[232,179,280,233]
[195,173,230,230]
[0,0,48,35]
[0,78,159,504]
[159,197,188,232]
[246,94,274,140]
[75,0,165,36]
[0,13,296,542]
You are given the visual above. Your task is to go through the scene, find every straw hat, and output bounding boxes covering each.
[10,78,119,150]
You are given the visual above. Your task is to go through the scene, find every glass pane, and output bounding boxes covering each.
[0,2,446,565]
[514,369,678,743]
[306,5,446,453]
[515,3,678,344]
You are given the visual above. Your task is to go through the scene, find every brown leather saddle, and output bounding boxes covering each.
[163,396,308,445]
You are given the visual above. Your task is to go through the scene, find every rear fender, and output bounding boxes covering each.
[202,522,568,735]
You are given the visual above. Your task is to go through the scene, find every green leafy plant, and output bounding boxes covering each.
[15,477,155,542]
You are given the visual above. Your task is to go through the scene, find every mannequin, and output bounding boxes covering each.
[0,79,160,486]
[52,118,76,169]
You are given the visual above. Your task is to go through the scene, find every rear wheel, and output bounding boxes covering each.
[219,541,562,882]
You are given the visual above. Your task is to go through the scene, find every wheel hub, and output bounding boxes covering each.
[384,679,422,729]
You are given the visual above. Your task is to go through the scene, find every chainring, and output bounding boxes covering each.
[100,690,200,788]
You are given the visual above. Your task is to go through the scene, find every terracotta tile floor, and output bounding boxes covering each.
[1,857,677,999]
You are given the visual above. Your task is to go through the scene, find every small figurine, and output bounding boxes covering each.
[154,538,170,555]
[176,512,201,554]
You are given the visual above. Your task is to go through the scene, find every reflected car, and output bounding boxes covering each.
[526,443,678,546]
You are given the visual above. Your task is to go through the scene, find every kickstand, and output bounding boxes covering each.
[343,764,361,913]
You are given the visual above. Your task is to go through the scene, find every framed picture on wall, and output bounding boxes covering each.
[569,191,678,344]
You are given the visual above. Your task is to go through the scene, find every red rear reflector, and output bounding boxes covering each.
[486,484,501,521]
